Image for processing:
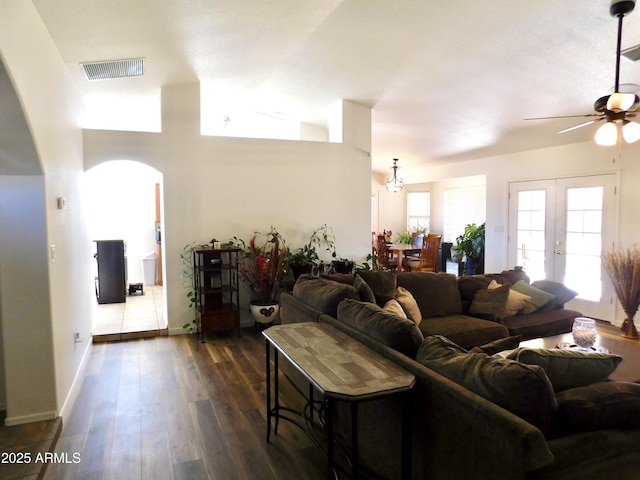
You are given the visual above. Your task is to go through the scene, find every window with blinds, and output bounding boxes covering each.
[407,191,430,231]
[443,185,486,242]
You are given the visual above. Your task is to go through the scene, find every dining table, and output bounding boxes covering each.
[387,243,420,271]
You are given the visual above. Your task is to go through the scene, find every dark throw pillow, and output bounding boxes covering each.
[353,274,376,303]
[468,283,510,321]
[530,280,578,309]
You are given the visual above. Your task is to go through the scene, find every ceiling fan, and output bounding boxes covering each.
[525,0,640,146]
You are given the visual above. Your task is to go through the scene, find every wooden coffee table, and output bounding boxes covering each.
[520,322,640,382]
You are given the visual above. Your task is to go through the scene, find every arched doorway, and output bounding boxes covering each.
[85,160,167,340]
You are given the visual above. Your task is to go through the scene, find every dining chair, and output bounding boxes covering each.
[405,234,442,272]
[374,234,398,270]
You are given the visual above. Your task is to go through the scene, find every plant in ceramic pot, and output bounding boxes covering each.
[237,228,287,325]
[455,222,485,275]
[286,224,337,278]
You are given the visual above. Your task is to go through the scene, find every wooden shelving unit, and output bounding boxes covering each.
[192,246,241,341]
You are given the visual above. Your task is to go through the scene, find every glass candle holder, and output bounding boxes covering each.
[572,317,597,351]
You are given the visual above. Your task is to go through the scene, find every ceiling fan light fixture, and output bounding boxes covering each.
[606,92,638,112]
[595,121,618,146]
[622,120,640,142]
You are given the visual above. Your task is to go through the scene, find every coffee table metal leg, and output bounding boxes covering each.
[351,402,359,479]
[326,397,334,480]
[265,339,272,442]
[401,391,412,480]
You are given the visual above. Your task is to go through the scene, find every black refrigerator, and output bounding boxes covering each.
[94,240,126,304]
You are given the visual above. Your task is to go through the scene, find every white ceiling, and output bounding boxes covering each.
[31,0,640,174]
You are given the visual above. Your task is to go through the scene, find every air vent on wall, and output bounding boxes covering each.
[621,44,640,62]
[80,58,144,81]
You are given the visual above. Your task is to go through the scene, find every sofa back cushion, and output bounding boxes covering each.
[416,335,557,432]
[337,299,424,357]
[357,270,397,306]
[397,272,463,318]
[292,275,359,317]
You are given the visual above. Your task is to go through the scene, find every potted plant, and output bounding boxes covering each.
[237,228,287,325]
[455,222,485,275]
[286,224,337,278]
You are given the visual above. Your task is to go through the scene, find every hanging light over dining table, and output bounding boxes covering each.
[386,158,404,192]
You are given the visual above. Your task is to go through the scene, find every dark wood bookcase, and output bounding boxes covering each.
[192,246,241,341]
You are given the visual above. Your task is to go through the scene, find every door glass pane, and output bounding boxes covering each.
[515,190,546,281]
[563,187,604,301]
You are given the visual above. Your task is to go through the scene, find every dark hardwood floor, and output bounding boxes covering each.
[43,328,327,480]
[3,320,639,479]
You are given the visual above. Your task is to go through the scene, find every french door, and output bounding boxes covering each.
[508,174,617,322]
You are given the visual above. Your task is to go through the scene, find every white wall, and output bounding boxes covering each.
[0,1,92,424]
[84,84,372,332]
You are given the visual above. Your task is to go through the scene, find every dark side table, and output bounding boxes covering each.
[263,322,416,480]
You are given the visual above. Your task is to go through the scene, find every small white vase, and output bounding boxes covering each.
[250,302,280,325]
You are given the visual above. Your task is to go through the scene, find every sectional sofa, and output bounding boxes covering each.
[278,270,640,479]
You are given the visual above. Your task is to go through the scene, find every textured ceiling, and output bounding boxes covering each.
[32,0,640,174]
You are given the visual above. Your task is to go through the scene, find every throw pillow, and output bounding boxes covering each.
[357,271,397,306]
[530,280,578,309]
[511,280,556,314]
[556,381,640,432]
[337,299,424,357]
[468,283,510,321]
[506,348,623,391]
[469,335,522,355]
[416,335,557,432]
[383,298,408,319]
[394,286,422,325]
[488,280,530,316]
[354,274,376,304]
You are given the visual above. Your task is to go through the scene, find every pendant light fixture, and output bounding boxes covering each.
[385,158,404,192]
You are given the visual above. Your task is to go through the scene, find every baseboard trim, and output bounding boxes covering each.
[4,409,58,426]
[57,337,92,421]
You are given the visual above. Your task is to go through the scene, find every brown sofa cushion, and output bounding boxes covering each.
[556,381,640,432]
[416,335,557,432]
[292,274,359,317]
[419,315,509,349]
[337,299,424,357]
[353,274,376,303]
[397,272,463,318]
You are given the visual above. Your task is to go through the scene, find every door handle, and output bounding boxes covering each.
[554,249,563,255]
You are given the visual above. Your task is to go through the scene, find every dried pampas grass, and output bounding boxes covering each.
[602,246,640,339]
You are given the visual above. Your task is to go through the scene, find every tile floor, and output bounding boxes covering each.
[92,285,168,343]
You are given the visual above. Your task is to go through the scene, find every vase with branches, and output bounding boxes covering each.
[237,228,287,325]
[602,246,640,339]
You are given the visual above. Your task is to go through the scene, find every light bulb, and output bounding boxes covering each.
[607,92,638,112]
[595,121,618,146]
[622,121,640,143]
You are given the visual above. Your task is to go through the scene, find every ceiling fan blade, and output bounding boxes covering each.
[557,117,604,134]
[524,113,603,121]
